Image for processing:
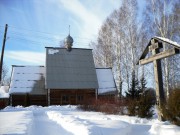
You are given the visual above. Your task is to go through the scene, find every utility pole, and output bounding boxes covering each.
[0,24,8,85]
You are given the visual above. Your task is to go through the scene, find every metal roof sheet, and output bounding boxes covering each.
[46,48,98,89]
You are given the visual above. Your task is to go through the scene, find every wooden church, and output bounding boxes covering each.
[9,34,117,106]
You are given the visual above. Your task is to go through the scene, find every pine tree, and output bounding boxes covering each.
[126,74,154,118]
[137,77,154,118]
[125,71,140,116]
[125,71,140,99]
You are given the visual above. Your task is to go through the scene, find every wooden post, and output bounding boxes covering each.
[10,94,12,106]
[151,39,165,121]
[0,24,8,84]
[48,89,50,106]
[95,89,98,100]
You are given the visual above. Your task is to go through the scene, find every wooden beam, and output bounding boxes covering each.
[150,39,155,44]
[152,48,165,121]
[137,38,159,65]
[148,43,163,52]
[139,48,179,65]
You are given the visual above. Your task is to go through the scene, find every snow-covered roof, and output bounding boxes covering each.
[0,86,9,98]
[9,66,46,94]
[9,65,116,95]
[154,36,180,49]
[96,68,117,94]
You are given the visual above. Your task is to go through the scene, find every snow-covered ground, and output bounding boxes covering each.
[0,105,179,135]
[0,86,9,98]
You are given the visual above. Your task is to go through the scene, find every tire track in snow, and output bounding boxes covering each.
[47,111,131,135]
[47,111,90,135]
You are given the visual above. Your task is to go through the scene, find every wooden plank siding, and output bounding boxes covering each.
[0,98,9,109]
[28,95,47,106]
[11,94,47,107]
[10,89,96,106]
[11,94,27,106]
[50,89,96,105]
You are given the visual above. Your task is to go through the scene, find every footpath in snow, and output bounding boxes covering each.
[31,108,73,135]
[0,105,180,135]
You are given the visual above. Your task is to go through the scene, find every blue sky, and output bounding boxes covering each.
[0,0,122,71]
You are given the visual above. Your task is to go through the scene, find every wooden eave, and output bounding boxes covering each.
[154,37,180,49]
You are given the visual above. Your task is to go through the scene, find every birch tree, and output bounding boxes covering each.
[91,0,144,97]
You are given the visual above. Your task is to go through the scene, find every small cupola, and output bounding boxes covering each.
[64,26,73,51]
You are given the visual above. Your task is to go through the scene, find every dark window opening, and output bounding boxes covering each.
[62,95,69,102]
[77,95,83,101]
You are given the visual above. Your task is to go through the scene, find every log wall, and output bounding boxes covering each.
[11,94,47,106]
[10,89,96,106]
[50,89,95,105]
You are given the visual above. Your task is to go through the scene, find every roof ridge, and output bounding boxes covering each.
[12,65,45,67]
[45,47,92,50]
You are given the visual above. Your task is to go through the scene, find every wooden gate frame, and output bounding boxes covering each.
[137,37,180,121]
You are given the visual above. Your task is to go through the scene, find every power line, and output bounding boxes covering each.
[9,29,63,40]
[7,25,94,40]
[10,35,91,45]
[9,25,65,36]
[0,25,93,48]
[9,36,58,47]
[9,32,61,42]
[7,29,93,44]
[7,31,91,44]
[1,26,95,45]
[6,35,91,48]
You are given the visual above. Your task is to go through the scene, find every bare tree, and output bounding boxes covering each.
[91,0,145,97]
[117,0,140,94]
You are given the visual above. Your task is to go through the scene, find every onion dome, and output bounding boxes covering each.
[65,34,73,45]
[64,34,73,51]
